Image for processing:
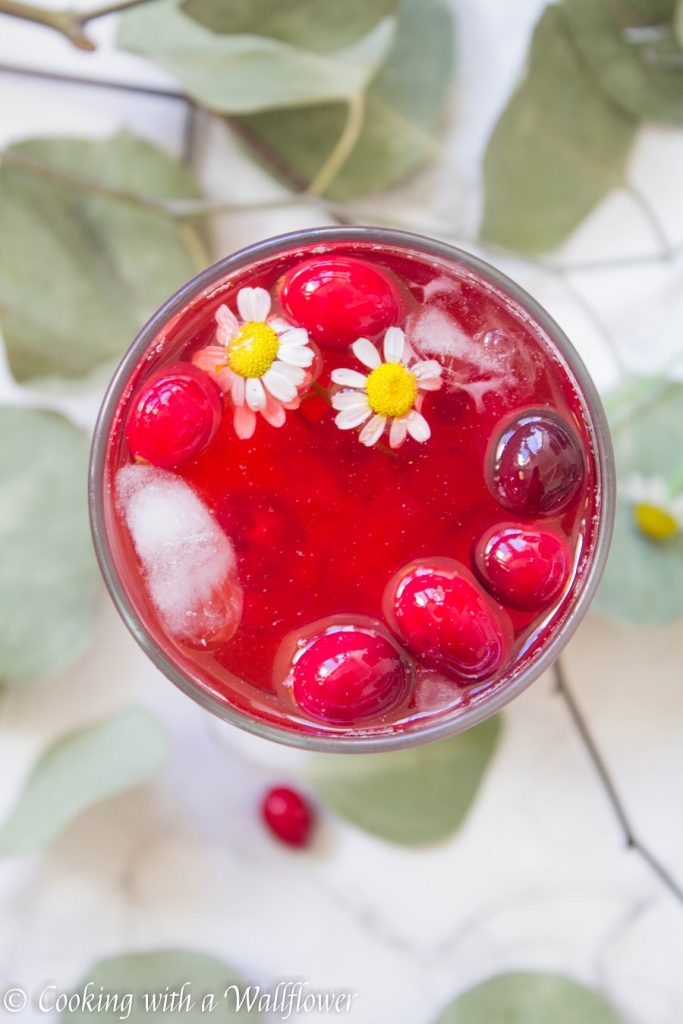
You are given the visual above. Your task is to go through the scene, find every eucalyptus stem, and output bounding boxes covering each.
[308,93,366,196]
[0,0,152,50]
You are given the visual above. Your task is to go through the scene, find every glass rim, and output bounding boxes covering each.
[89,226,616,754]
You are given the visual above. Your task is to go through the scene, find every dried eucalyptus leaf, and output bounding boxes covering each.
[60,951,258,1021]
[306,716,501,846]
[181,0,398,53]
[435,973,623,1024]
[0,406,99,683]
[559,0,683,124]
[481,4,638,254]
[234,0,454,200]
[596,380,683,625]
[0,708,168,855]
[0,131,208,384]
[118,0,395,112]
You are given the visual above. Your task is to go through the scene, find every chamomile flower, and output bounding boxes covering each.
[193,287,315,440]
[330,327,443,448]
[623,473,683,541]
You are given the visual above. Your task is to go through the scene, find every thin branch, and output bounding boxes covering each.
[0,0,153,51]
[554,659,683,907]
[625,183,675,260]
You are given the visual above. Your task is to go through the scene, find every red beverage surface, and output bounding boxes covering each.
[104,241,599,740]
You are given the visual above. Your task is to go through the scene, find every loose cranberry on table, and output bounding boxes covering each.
[474,524,571,610]
[261,786,314,848]
[490,412,584,515]
[291,626,409,724]
[279,256,403,350]
[125,363,223,468]
[384,559,510,683]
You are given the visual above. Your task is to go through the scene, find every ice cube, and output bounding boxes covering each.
[117,464,243,649]
[407,306,537,412]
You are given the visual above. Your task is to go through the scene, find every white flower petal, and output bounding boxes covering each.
[261,393,287,428]
[406,410,431,443]
[215,305,239,341]
[270,360,306,385]
[359,414,387,447]
[237,286,271,323]
[279,345,314,368]
[331,368,368,389]
[234,405,256,439]
[332,392,370,412]
[246,377,267,411]
[335,406,372,430]
[389,418,408,449]
[263,367,297,403]
[352,337,382,369]
[231,375,245,407]
[383,326,405,364]
[270,316,295,335]
[417,376,443,392]
[278,327,310,348]
[413,359,443,379]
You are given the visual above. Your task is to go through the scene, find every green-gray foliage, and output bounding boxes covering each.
[0,708,168,855]
[181,0,398,53]
[435,973,623,1024]
[118,0,395,112]
[596,380,683,625]
[0,132,208,384]
[59,950,258,1021]
[0,407,99,683]
[481,3,638,254]
[235,0,454,199]
[307,717,501,845]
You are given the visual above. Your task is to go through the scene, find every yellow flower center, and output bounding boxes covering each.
[365,362,417,418]
[634,503,679,541]
[227,321,279,379]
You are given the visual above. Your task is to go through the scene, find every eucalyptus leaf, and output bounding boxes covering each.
[0,708,168,856]
[480,4,638,255]
[59,950,258,1021]
[181,0,398,53]
[596,379,683,625]
[559,0,683,124]
[0,406,99,683]
[118,0,395,113]
[435,973,623,1024]
[675,0,683,46]
[0,132,208,384]
[234,0,454,200]
[306,717,501,846]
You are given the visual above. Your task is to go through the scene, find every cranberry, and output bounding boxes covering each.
[125,363,223,468]
[384,559,510,682]
[474,524,571,609]
[279,256,403,350]
[490,413,584,515]
[292,627,409,724]
[262,786,313,848]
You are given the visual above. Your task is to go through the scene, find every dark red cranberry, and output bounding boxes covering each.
[292,627,409,724]
[384,559,510,682]
[490,413,584,515]
[262,786,313,848]
[125,363,223,468]
[279,256,403,350]
[474,524,571,609]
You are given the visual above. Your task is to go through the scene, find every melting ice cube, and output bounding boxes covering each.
[117,464,243,649]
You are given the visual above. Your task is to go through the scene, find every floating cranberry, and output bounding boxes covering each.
[125,363,223,469]
[279,256,403,350]
[489,413,584,515]
[384,558,510,682]
[292,627,409,724]
[262,786,313,848]
[474,524,571,610]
